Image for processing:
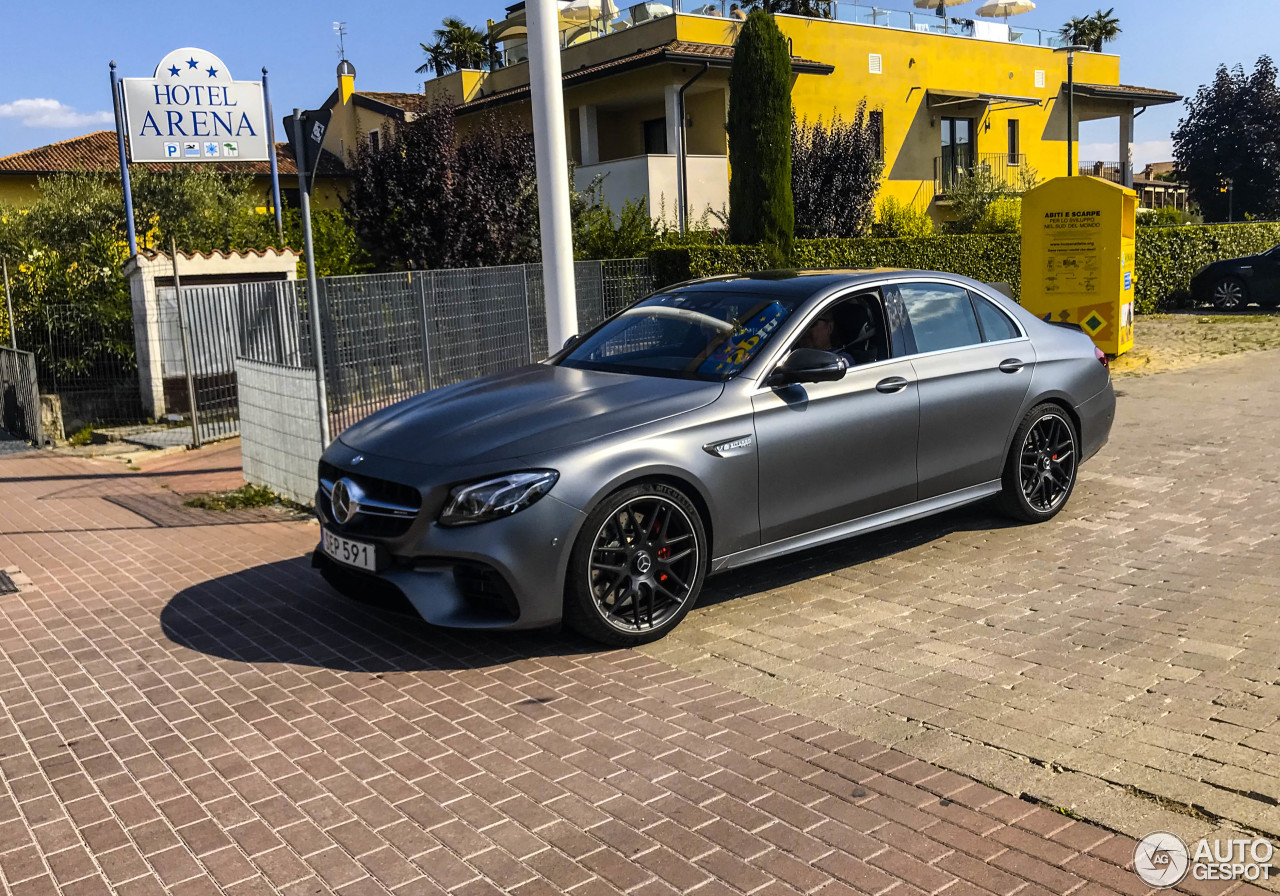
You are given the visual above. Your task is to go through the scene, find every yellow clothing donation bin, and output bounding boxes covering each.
[1020,176,1136,356]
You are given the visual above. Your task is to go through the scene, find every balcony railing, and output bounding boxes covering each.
[1079,160,1122,183]
[491,0,1067,68]
[934,153,1029,196]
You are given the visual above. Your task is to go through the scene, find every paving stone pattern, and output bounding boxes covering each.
[646,349,1280,851]
[0,355,1276,895]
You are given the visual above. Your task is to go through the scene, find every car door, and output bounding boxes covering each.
[1255,246,1280,302]
[893,281,1035,501]
[751,291,919,545]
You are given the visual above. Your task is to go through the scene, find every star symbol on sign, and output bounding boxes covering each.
[169,65,181,76]
[207,66,218,77]
[186,57,199,68]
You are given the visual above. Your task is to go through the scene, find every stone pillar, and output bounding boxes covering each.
[123,253,166,420]
[1119,109,1135,189]
[578,105,599,165]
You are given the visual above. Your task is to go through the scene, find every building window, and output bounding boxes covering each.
[938,117,974,192]
[869,110,885,161]
[643,118,667,155]
[368,129,381,152]
[1007,119,1020,164]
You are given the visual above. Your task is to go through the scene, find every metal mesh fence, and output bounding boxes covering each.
[0,347,43,446]
[235,357,323,505]
[30,304,142,427]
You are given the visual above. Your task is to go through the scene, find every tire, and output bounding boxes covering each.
[564,482,707,646]
[998,404,1080,524]
[1211,276,1248,311]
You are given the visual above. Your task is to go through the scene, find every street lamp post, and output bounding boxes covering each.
[1055,44,1088,178]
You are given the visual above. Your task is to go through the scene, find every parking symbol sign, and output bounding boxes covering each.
[164,143,180,159]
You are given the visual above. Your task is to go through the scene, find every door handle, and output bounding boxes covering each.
[876,376,909,393]
[998,359,1025,374]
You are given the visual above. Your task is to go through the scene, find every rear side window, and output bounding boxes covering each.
[973,295,1020,342]
[899,283,982,353]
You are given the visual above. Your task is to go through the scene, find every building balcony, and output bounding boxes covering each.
[572,154,728,226]
[934,153,1030,197]
[488,0,1068,68]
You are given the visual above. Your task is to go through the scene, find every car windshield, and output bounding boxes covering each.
[558,291,800,381]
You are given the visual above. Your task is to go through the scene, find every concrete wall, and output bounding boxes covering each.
[235,357,322,505]
[574,154,728,227]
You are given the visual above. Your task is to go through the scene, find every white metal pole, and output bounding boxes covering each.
[526,0,578,350]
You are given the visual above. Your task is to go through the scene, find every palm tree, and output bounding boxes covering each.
[416,40,449,78]
[436,17,488,71]
[1084,7,1120,51]
[1059,15,1090,46]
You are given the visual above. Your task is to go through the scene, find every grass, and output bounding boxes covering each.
[184,484,284,512]
[67,425,95,446]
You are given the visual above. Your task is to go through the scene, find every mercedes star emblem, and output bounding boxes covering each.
[330,478,362,525]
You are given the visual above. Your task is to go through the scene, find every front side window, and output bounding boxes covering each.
[558,290,800,381]
[899,283,982,354]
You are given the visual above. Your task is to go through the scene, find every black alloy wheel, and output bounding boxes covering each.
[565,483,706,645]
[999,404,1079,523]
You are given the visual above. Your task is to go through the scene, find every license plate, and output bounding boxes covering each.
[322,528,377,572]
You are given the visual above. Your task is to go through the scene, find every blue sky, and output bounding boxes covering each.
[0,0,1276,167]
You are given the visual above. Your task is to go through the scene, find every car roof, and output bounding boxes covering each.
[661,269,969,300]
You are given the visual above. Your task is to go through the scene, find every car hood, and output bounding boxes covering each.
[338,364,723,465]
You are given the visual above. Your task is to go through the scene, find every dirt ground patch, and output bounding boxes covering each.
[1112,310,1280,377]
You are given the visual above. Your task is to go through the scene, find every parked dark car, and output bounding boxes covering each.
[313,271,1115,646]
[1190,245,1280,310]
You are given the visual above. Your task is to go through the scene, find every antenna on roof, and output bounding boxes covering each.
[333,21,348,60]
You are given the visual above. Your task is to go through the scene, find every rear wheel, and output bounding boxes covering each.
[998,404,1079,523]
[564,483,707,646]
[1211,276,1248,310]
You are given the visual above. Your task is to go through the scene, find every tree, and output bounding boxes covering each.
[417,17,489,76]
[791,105,883,239]
[727,10,794,263]
[749,0,831,18]
[1172,56,1280,222]
[1060,8,1120,51]
[343,100,539,270]
[130,167,275,254]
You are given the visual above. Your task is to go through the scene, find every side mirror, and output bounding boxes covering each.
[562,334,579,350]
[768,348,847,387]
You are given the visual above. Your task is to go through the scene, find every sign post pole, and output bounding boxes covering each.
[262,67,284,242]
[292,109,331,448]
[109,61,138,257]
[2,256,16,349]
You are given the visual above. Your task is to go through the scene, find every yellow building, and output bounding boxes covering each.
[394,2,1178,226]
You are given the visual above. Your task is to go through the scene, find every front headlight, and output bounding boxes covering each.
[438,470,559,527]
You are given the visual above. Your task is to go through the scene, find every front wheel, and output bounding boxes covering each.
[564,483,707,646]
[1211,276,1248,310]
[998,404,1079,523]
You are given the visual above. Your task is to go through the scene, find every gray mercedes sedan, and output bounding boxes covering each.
[314,270,1115,645]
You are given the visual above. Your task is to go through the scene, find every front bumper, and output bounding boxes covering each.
[315,455,587,631]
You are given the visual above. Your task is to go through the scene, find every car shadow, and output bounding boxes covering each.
[160,555,606,673]
[162,502,1025,672]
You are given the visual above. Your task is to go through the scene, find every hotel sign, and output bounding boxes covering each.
[121,47,268,163]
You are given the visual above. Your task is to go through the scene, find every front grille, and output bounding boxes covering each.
[319,460,421,538]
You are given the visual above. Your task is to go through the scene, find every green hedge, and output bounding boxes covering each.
[653,234,1020,295]
[653,224,1280,313]
[1132,223,1280,313]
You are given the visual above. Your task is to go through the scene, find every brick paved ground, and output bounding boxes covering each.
[646,349,1280,854]
[0,356,1275,896]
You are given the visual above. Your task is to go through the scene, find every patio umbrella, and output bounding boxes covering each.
[975,0,1036,21]
[561,0,619,22]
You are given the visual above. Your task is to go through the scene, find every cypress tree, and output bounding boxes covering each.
[727,10,795,264]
